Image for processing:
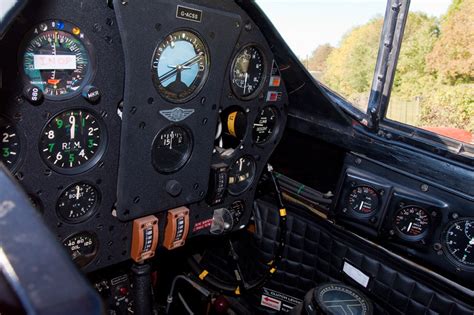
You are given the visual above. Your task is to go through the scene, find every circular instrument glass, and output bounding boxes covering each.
[231,45,265,99]
[393,206,430,240]
[57,183,99,223]
[0,116,21,170]
[152,30,209,103]
[63,232,98,268]
[39,109,105,174]
[253,106,277,144]
[347,186,380,216]
[230,200,245,225]
[444,219,474,268]
[228,156,256,195]
[20,20,95,100]
[152,125,193,174]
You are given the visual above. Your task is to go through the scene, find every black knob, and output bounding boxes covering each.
[23,85,44,105]
[82,85,101,104]
[166,180,182,197]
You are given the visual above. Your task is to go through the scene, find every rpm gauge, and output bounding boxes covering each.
[0,116,21,170]
[228,156,256,195]
[57,183,99,223]
[20,20,95,100]
[39,109,105,174]
[253,106,277,144]
[231,45,266,99]
[152,30,209,103]
[63,232,98,268]
[152,125,193,174]
[444,219,474,268]
[347,186,380,216]
[393,206,430,241]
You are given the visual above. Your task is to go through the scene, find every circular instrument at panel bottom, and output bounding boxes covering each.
[228,156,256,196]
[152,125,193,174]
[230,45,266,100]
[39,109,105,174]
[20,20,96,100]
[0,116,21,171]
[393,206,431,241]
[253,106,278,144]
[57,182,100,223]
[444,218,474,269]
[63,231,98,268]
[347,186,380,216]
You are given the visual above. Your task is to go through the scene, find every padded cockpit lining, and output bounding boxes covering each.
[249,199,474,314]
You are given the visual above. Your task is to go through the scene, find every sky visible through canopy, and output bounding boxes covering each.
[256,0,452,58]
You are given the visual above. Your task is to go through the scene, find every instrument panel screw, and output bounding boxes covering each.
[342,208,348,213]
[452,213,459,220]
[121,0,128,5]
[355,158,362,165]
[420,184,429,192]
[245,23,252,32]
[235,22,240,28]
[433,243,442,251]
[389,229,395,236]
[431,211,437,217]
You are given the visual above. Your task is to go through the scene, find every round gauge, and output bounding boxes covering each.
[230,200,245,225]
[347,186,380,216]
[393,206,430,240]
[253,106,277,144]
[39,109,105,174]
[63,232,98,268]
[444,219,474,268]
[152,30,209,103]
[231,45,266,99]
[0,116,21,170]
[57,183,99,223]
[228,156,256,195]
[20,20,95,100]
[152,125,193,174]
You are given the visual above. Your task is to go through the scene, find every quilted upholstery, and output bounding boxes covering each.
[252,200,474,315]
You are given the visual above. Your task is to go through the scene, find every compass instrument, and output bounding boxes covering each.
[20,20,95,100]
[152,30,209,102]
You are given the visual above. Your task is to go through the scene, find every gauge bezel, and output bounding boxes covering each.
[18,19,97,101]
[151,124,194,174]
[151,28,210,104]
[347,185,380,218]
[230,43,267,101]
[0,114,26,173]
[38,108,108,175]
[252,106,280,145]
[442,218,474,271]
[62,231,99,268]
[227,155,257,196]
[392,205,431,242]
[56,182,101,224]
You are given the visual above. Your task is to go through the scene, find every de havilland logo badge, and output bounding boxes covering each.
[159,107,195,122]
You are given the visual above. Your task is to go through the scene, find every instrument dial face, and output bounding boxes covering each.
[228,156,256,195]
[152,125,193,174]
[393,206,430,240]
[39,109,105,174]
[63,232,98,268]
[230,200,245,225]
[57,183,99,223]
[347,186,380,216]
[152,30,209,103]
[0,116,21,170]
[21,20,95,100]
[444,219,474,268]
[231,45,265,99]
[253,106,277,144]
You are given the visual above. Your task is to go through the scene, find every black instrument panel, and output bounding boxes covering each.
[333,153,474,289]
[0,0,288,272]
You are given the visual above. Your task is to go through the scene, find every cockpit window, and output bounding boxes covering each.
[255,0,387,113]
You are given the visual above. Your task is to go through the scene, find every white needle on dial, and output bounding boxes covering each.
[75,185,81,200]
[70,118,76,140]
[359,202,364,211]
[407,222,413,232]
[243,73,248,94]
[239,159,243,172]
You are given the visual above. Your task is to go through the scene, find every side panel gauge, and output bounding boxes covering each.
[63,232,98,268]
[228,156,256,195]
[393,206,430,241]
[57,183,99,223]
[20,20,96,100]
[39,109,105,174]
[347,186,380,216]
[253,106,277,144]
[152,30,210,103]
[152,125,193,174]
[229,200,245,226]
[231,45,266,100]
[0,116,21,170]
[444,219,474,269]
